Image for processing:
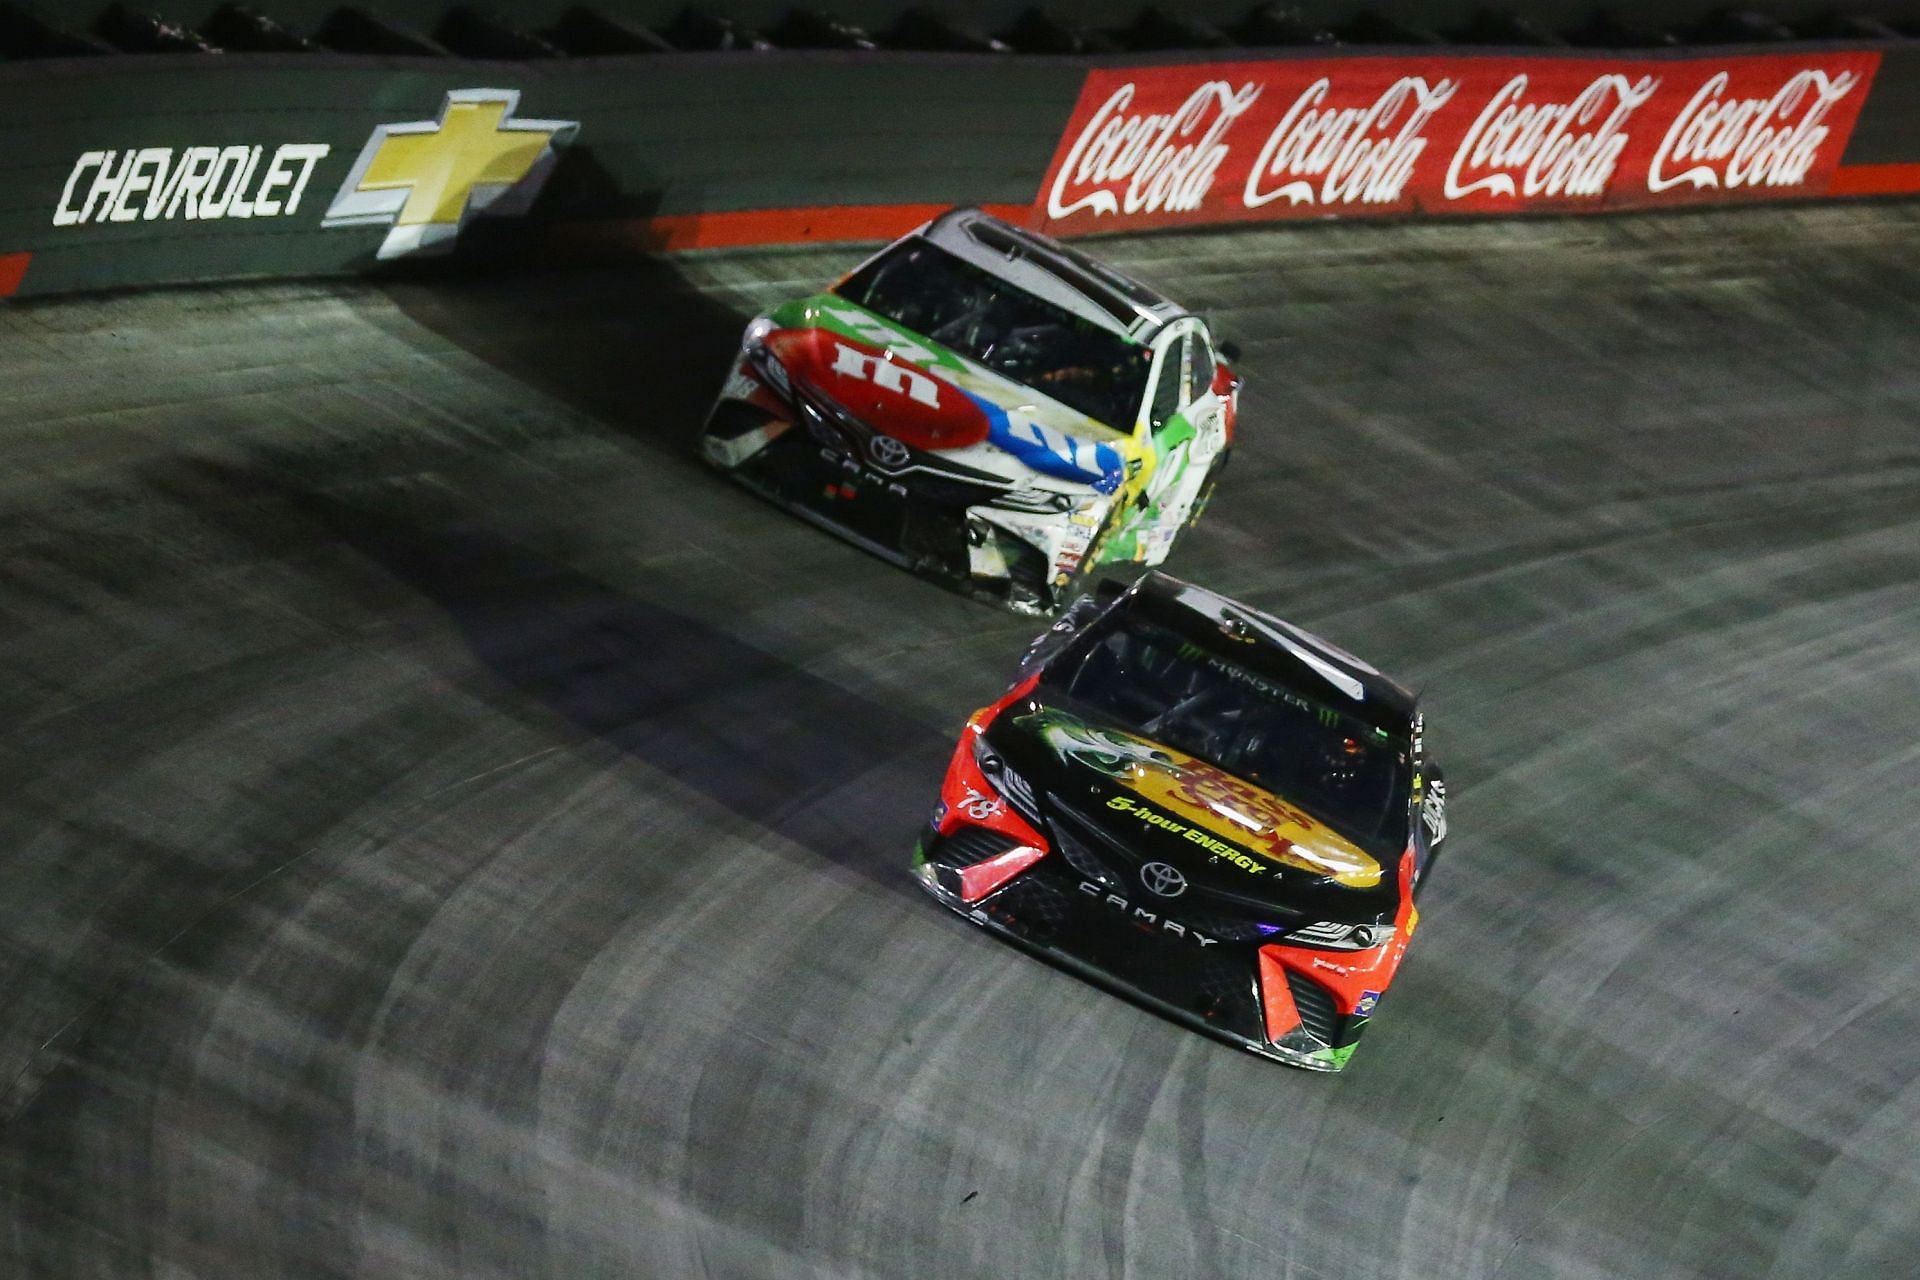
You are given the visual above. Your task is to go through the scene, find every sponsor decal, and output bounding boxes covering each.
[1245,75,1458,210]
[1139,860,1188,898]
[53,143,330,227]
[792,296,1128,482]
[323,88,577,259]
[1167,582,1380,699]
[768,327,987,451]
[1107,795,1265,871]
[987,413,1126,488]
[1028,709,1383,886]
[1649,68,1862,194]
[1177,641,1320,714]
[958,786,1005,821]
[833,342,942,408]
[1034,51,1879,234]
[1443,72,1657,201]
[1421,778,1448,844]
[1077,881,1219,946]
[1356,989,1381,1016]
[867,433,913,471]
[1046,80,1264,221]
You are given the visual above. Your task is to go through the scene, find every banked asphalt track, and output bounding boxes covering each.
[3,202,1919,1280]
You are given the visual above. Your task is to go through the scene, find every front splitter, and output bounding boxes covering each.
[909,857,1346,1073]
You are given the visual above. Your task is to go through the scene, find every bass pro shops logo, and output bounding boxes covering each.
[323,88,578,259]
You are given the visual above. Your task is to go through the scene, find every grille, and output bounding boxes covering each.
[940,825,1022,870]
[1165,909,1271,945]
[788,390,1002,512]
[1189,948,1260,1017]
[993,765,1042,827]
[1052,822,1119,888]
[987,872,1075,941]
[794,388,855,451]
[1285,971,1341,1045]
[989,865,1265,1042]
[1053,801,1141,868]
[1052,799,1292,942]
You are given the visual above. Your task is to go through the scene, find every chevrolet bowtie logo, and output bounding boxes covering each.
[323,88,577,259]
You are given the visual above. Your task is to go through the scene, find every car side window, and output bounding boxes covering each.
[1148,333,1188,431]
[1190,334,1215,403]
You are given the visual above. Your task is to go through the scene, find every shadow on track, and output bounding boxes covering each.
[376,255,752,457]
[173,454,947,908]
[358,255,953,893]
[323,254,959,899]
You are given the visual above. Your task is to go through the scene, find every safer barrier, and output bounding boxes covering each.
[2,42,1917,299]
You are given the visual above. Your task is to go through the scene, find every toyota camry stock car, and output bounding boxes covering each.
[913,572,1449,1072]
[698,207,1240,614]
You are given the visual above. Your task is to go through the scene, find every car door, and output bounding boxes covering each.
[1108,321,1228,565]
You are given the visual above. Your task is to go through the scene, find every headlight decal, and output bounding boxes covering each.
[957,843,1047,904]
[989,486,1078,515]
[1283,920,1396,951]
[971,729,1043,827]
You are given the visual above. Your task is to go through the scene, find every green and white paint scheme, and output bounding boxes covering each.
[700,207,1238,613]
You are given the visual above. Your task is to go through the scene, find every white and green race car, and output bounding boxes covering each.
[699,207,1241,614]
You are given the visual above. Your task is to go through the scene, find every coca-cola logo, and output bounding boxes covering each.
[1032,52,1881,232]
[1046,80,1263,220]
[1649,69,1861,193]
[1444,73,1658,200]
[1243,76,1457,209]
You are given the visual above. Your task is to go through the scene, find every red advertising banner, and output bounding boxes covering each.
[1033,51,1882,234]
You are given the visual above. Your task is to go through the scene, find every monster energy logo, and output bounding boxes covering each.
[1177,642,1317,716]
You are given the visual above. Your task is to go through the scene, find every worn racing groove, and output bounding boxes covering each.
[3,202,1919,1279]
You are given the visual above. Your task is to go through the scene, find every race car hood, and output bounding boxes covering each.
[984,702,1403,914]
[761,295,1132,489]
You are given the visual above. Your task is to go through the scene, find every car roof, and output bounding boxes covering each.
[919,207,1191,344]
[1120,571,1420,735]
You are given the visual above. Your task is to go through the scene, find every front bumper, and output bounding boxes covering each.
[701,387,1101,615]
[912,828,1364,1072]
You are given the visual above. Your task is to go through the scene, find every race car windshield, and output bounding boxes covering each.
[1042,618,1412,858]
[836,239,1151,433]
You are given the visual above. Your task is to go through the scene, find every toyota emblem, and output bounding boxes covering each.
[1139,861,1187,898]
[867,434,911,471]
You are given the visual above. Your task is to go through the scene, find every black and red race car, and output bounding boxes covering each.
[912,571,1447,1071]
